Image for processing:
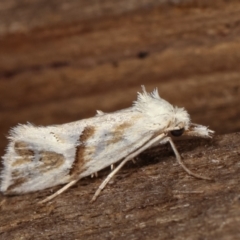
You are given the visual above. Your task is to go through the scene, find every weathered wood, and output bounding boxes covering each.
[0,133,240,239]
[0,0,240,239]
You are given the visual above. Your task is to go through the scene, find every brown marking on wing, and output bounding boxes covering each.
[6,151,65,193]
[14,141,34,156]
[69,126,95,177]
[11,170,21,178]
[12,141,34,166]
[107,122,133,144]
[38,151,65,172]
[6,177,28,193]
[11,157,33,167]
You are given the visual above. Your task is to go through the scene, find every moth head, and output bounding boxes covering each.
[134,86,213,139]
[170,128,185,137]
[169,106,190,136]
[134,86,190,132]
[171,108,214,138]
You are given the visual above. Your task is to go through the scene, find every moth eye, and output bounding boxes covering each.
[171,128,184,137]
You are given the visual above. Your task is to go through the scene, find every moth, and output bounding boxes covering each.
[0,86,214,203]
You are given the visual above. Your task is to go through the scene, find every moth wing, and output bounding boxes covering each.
[70,111,159,178]
[0,123,80,194]
[1,109,161,195]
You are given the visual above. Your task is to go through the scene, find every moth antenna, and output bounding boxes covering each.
[91,172,98,178]
[90,133,166,202]
[38,179,79,204]
[131,158,137,164]
[111,164,115,170]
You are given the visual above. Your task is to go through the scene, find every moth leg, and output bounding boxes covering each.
[167,137,211,180]
[91,133,167,202]
[111,158,135,170]
[131,158,137,164]
[91,172,98,178]
[38,179,79,204]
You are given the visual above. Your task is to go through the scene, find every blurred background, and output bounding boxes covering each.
[0,0,240,156]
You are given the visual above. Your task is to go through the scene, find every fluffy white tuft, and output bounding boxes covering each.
[186,124,214,138]
[133,86,190,129]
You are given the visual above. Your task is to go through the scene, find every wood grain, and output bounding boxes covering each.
[1,133,240,239]
[0,1,240,238]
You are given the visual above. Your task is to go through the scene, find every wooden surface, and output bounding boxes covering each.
[0,0,240,239]
[1,133,240,239]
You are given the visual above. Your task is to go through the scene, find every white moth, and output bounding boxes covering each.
[0,86,214,203]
